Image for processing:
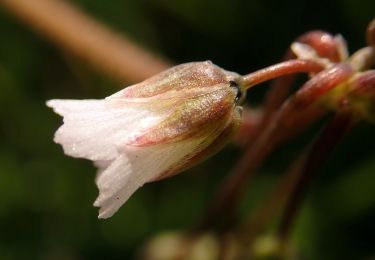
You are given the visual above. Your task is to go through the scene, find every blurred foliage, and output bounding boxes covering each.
[0,0,374,259]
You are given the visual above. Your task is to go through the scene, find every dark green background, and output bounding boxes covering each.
[0,0,374,259]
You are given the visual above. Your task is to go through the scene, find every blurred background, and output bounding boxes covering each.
[0,0,374,259]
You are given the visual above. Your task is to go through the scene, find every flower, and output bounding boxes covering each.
[47,61,244,218]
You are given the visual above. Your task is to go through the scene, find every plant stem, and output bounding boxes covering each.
[277,113,356,242]
[242,60,324,90]
[1,0,171,83]
[252,30,341,143]
[367,18,375,47]
[235,51,298,146]
[238,113,355,252]
[240,142,316,246]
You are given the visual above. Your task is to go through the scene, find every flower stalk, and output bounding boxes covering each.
[277,112,356,242]
[242,59,324,90]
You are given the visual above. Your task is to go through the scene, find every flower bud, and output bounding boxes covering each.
[47,61,243,218]
[297,31,347,62]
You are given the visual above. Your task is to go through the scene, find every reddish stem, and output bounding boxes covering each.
[235,52,297,146]
[242,60,324,90]
[367,18,375,47]
[240,150,308,246]
[352,70,375,92]
[253,57,297,141]
[258,30,341,135]
[239,113,355,252]
[277,113,356,242]
[278,64,353,128]
[234,108,262,145]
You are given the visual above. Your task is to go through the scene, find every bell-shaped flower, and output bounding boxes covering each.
[47,61,244,218]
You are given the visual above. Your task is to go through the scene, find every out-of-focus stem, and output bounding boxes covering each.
[241,66,354,244]
[199,64,353,231]
[1,0,171,83]
[352,70,375,90]
[367,18,375,47]
[240,150,308,247]
[233,107,263,145]
[277,113,356,242]
[240,113,355,252]
[240,112,351,247]
[242,60,324,90]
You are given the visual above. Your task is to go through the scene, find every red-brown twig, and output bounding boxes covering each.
[240,150,307,246]
[240,113,355,247]
[242,60,324,90]
[277,112,356,242]
[367,18,375,47]
[1,0,171,83]
[241,30,342,146]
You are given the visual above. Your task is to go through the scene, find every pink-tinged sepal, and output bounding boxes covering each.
[109,61,239,98]
[127,85,237,146]
[153,106,242,181]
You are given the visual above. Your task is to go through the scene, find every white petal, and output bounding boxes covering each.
[46,99,169,161]
[291,42,318,60]
[334,34,349,61]
[291,42,333,68]
[93,139,204,219]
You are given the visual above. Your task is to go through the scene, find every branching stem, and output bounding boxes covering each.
[199,64,353,231]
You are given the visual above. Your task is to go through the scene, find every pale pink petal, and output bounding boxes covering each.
[93,139,205,218]
[46,99,169,161]
[291,42,333,68]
